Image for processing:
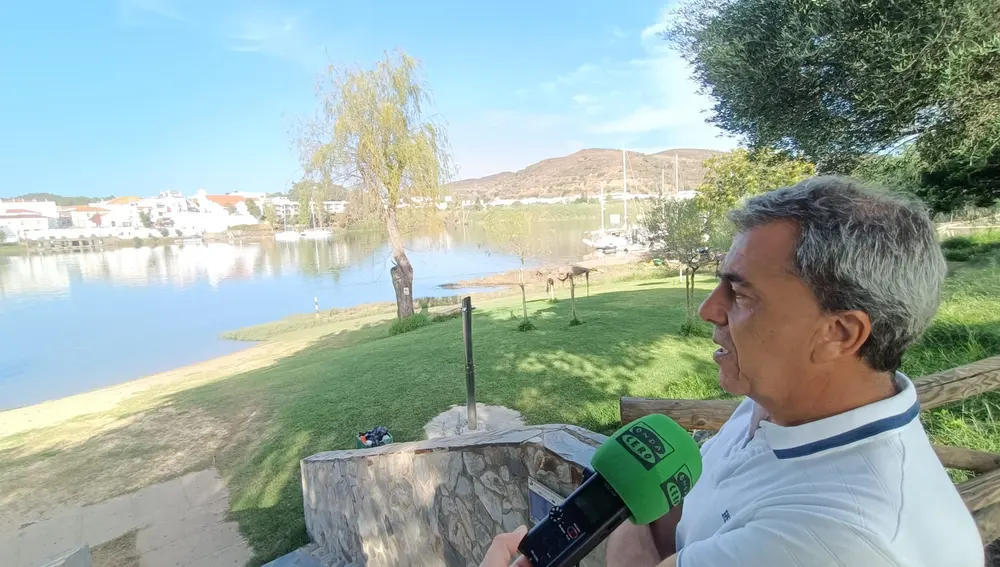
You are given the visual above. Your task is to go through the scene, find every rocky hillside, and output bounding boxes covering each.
[448,148,722,199]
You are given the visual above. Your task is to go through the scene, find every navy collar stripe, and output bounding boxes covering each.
[772,401,921,460]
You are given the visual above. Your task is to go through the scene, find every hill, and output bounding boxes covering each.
[448,148,722,199]
[8,193,114,206]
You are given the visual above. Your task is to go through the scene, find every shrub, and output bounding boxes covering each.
[679,319,711,337]
[944,248,972,262]
[517,319,536,332]
[159,228,169,237]
[941,236,975,250]
[388,313,431,336]
[132,237,143,247]
[175,229,183,238]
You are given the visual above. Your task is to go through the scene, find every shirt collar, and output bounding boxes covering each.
[758,372,920,459]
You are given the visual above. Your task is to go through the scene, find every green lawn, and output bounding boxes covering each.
[0,236,998,566]
[172,244,1000,564]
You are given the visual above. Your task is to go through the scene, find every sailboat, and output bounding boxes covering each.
[274,211,301,242]
[300,196,332,240]
[582,148,644,253]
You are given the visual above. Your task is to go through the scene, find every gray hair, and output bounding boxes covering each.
[729,176,946,372]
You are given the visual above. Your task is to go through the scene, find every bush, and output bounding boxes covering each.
[517,319,536,332]
[132,237,143,247]
[944,248,972,262]
[175,229,183,238]
[679,319,711,337]
[159,228,169,237]
[388,313,431,336]
[942,236,975,250]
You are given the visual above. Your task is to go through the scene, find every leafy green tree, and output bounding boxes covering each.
[246,199,262,220]
[695,148,815,216]
[670,0,999,207]
[300,50,451,319]
[262,203,277,224]
[225,205,238,215]
[138,210,153,228]
[645,198,728,333]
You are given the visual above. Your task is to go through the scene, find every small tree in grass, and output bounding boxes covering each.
[645,197,730,335]
[482,209,544,330]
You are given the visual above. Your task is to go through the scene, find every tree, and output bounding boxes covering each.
[225,205,238,215]
[670,0,1000,208]
[482,209,544,329]
[695,148,815,216]
[262,202,277,224]
[301,50,451,319]
[246,199,262,220]
[138,210,153,228]
[645,197,728,333]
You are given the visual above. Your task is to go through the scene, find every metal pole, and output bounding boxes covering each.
[461,296,477,429]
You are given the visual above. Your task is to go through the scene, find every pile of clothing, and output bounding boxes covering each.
[357,425,393,448]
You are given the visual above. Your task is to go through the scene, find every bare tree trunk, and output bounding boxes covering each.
[570,275,577,320]
[519,262,528,320]
[386,208,414,319]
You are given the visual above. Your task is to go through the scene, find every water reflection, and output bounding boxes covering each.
[0,221,593,409]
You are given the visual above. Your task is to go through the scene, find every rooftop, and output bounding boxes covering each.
[204,195,244,206]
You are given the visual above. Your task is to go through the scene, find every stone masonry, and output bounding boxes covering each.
[301,425,611,567]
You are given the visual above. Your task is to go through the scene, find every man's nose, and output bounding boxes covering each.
[698,284,728,326]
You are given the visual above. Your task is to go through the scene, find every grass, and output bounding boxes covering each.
[0,236,999,564]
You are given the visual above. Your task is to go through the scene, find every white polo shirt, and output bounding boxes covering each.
[675,372,984,567]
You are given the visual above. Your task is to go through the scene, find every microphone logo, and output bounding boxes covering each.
[616,423,675,470]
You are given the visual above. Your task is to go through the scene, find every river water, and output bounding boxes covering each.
[0,221,594,410]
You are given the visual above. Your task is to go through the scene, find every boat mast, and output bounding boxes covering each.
[675,153,680,192]
[600,182,606,232]
[622,147,628,229]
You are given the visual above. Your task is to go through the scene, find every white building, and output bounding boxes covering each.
[0,209,52,241]
[267,196,300,218]
[0,199,58,219]
[321,200,348,214]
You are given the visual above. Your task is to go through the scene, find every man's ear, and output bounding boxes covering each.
[813,310,872,364]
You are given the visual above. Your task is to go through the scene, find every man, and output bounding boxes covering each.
[480,177,984,567]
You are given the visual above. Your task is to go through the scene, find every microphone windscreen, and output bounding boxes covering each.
[591,414,703,524]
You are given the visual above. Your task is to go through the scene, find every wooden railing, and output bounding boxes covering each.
[619,356,1000,543]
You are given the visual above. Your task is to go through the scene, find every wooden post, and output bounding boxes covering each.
[570,275,577,321]
[461,296,477,429]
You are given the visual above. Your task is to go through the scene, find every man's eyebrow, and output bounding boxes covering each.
[717,270,752,288]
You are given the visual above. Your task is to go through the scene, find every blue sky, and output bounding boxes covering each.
[0,0,735,199]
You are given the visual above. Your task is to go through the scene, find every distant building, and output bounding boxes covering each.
[228,191,266,202]
[193,190,248,216]
[0,199,58,219]
[321,200,348,214]
[69,206,112,229]
[267,196,300,218]
[0,209,52,240]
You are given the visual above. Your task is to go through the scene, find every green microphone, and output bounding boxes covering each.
[518,414,702,567]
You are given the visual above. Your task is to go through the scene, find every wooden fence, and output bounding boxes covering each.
[619,356,1000,544]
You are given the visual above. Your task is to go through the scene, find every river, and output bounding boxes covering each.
[0,220,596,410]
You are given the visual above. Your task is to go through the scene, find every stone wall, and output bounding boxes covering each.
[301,425,610,567]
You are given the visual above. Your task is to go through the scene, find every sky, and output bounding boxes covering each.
[0,0,736,199]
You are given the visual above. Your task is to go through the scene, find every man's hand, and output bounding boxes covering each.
[479,525,532,567]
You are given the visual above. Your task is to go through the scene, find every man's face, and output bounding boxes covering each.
[698,221,825,405]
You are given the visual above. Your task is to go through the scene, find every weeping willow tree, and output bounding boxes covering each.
[301,50,451,319]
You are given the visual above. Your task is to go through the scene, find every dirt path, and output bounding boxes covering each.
[1,468,250,567]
